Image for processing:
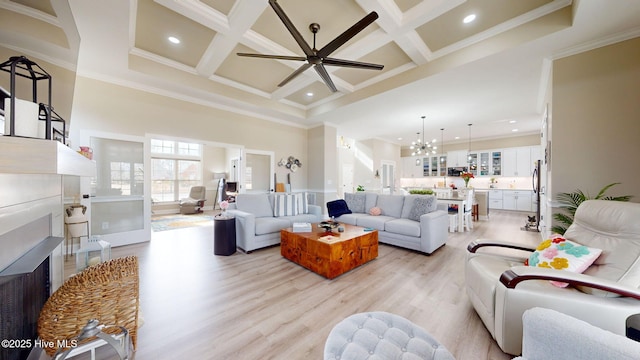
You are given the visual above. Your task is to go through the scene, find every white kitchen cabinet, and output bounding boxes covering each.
[468,151,486,176]
[469,153,478,175]
[503,190,533,211]
[530,146,541,164]
[422,156,445,177]
[447,150,469,167]
[421,156,430,176]
[429,156,439,177]
[502,146,533,176]
[402,156,422,178]
[479,151,490,176]
[469,151,491,176]
[490,150,502,176]
[489,189,503,209]
[402,156,448,177]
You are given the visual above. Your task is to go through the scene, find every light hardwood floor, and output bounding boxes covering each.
[64,210,541,360]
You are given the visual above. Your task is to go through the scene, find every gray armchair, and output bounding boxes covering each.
[179,186,206,214]
[465,200,640,355]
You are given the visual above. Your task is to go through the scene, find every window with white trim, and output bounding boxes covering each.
[150,139,202,202]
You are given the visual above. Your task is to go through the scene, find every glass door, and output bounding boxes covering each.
[422,157,430,176]
[439,155,447,176]
[491,151,502,175]
[81,134,149,247]
[480,152,490,176]
[430,157,438,176]
[381,160,396,194]
[469,153,478,176]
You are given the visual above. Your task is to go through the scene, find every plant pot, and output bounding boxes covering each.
[65,205,87,238]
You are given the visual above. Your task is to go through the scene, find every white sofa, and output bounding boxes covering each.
[226,193,321,253]
[333,192,448,254]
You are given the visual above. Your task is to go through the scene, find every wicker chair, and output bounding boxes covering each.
[38,256,140,357]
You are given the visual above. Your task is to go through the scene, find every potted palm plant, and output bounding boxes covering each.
[552,182,632,234]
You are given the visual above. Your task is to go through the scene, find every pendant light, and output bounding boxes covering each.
[440,128,445,163]
[440,128,446,186]
[467,123,472,165]
[410,116,436,156]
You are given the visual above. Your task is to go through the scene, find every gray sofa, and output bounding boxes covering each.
[226,193,321,253]
[334,192,448,254]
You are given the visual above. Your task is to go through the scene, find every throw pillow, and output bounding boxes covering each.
[408,196,436,221]
[525,236,602,288]
[327,199,352,218]
[344,192,366,213]
[369,207,381,216]
[295,192,309,214]
[274,194,298,216]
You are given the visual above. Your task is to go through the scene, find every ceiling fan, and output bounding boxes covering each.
[237,0,384,92]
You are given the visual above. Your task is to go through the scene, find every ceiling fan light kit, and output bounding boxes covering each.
[237,0,384,92]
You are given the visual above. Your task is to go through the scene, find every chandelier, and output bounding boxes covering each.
[410,116,437,156]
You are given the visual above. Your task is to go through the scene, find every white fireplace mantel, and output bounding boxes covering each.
[1,136,96,292]
[0,136,95,177]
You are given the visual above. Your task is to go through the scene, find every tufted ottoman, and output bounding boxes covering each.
[324,312,455,360]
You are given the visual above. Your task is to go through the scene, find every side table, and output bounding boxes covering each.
[214,216,236,255]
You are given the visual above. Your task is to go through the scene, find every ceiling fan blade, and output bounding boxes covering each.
[269,0,314,56]
[237,53,307,61]
[323,57,384,70]
[314,64,338,93]
[317,11,378,58]
[278,63,312,87]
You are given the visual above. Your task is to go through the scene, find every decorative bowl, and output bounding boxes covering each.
[318,221,339,232]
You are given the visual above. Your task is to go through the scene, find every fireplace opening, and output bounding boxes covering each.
[0,214,62,360]
[0,256,50,360]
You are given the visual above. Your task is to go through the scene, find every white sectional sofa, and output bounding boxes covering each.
[332,192,449,254]
[226,193,322,253]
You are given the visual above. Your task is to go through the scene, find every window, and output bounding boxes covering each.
[151,139,174,154]
[150,139,202,202]
[110,161,144,196]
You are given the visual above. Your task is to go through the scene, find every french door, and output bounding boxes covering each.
[80,131,150,247]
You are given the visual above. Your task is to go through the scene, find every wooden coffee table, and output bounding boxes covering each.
[280,223,378,279]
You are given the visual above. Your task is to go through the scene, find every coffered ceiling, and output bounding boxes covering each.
[2,0,640,147]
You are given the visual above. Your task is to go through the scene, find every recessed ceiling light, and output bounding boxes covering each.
[168,36,180,44]
[306,92,314,97]
[509,120,517,124]
[463,14,476,24]
[512,129,519,132]
[397,137,403,141]
[455,136,460,140]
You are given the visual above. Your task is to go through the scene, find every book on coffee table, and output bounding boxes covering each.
[292,222,312,233]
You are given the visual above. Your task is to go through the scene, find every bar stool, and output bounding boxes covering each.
[462,189,475,231]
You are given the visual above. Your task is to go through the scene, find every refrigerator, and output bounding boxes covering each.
[531,159,542,232]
